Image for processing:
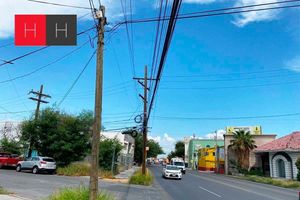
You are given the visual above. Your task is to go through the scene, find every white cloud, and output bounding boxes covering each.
[0,0,122,39]
[286,56,300,73]
[149,133,176,154]
[233,0,280,27]
[205,129,225,139]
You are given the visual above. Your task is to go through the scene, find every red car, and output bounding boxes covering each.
[0,152,22,168]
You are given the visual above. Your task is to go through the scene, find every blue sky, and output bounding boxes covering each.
[0,0,300,153]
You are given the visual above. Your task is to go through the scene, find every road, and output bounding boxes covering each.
[150,165,299,200]
[0,169,164,200]
[1,166,299,200]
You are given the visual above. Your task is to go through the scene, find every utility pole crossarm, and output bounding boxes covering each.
[28,84,51,158]
[134,66,149,175]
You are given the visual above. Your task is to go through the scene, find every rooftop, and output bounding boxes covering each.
[255,131,300,152]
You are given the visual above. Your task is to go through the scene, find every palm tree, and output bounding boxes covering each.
[229,130,257,170]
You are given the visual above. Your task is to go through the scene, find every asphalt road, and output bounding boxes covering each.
[149,165,299,200]
[0,168,164,200]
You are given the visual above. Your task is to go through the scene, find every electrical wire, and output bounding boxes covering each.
[57,49,97,107]
[27,0,91,9]
[155,112,300,120]
[0,26,96,67]
[110,1,300,27]
[148,0,183,118]
[0,36,95,84]
[161,79,300,90]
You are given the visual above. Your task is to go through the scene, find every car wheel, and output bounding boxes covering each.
[32,166,39,174]
[16,165,21,172]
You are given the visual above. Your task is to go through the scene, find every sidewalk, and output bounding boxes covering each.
[0,195,29,200]
[114,166,139,179]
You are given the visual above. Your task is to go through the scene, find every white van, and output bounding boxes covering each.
[170,158,186,174]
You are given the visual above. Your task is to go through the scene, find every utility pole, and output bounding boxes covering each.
[89,5,106,200]
[134,66,156,175]
[28,84,51,157]
[214,130,218,173]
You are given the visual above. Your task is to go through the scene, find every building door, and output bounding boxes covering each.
[277,159,286,178]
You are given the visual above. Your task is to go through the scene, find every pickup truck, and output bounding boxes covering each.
[0,152,21,168]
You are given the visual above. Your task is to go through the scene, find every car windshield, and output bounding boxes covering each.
[43,158,55,162]
[166,166,179,170]
[174,162,184,166]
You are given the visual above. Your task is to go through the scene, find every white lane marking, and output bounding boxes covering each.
[198,186,222,198]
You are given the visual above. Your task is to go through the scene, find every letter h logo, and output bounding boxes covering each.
[15,15,77,46]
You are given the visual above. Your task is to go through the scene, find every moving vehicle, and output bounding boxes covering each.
[162,165,182,180]
[0,152,21,168]
[170,157,186,174]
[16,156,56,174]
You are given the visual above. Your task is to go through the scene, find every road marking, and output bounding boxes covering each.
[198,186,222,198]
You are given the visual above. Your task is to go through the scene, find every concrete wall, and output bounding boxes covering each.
[224,134,276,174]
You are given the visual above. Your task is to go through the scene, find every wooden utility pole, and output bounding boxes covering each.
[142,66,148,175]
[28,84,51,157]
[133,66,156,175]
[89,5,106,200]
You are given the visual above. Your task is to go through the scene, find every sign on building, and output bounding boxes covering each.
[226,126,262,135]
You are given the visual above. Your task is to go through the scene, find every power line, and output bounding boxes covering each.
[111,1,300,27]
[120,0,136,77]
[27,0,91,9]
[163,73,300,82]
[0,42,14,49]
[161,79,300,90]
[57,49,97,107]
[0,110,34,115]
[148,0,183,117]
[0,26,96,67]
[180,0,300,16]
[155,112,300,120]
[0,36,95,84]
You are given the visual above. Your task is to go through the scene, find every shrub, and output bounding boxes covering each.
[243,175,300,189]
[0,187,8,194]
[57,163,90,176]
[48,187,114,200]
[129,169,153,186]
[57,163,114,178]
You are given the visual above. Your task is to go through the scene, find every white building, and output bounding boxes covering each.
[101,131,135,169]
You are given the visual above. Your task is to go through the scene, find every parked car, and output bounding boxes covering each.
[162,165,182,180]
[0,152,21,169]
[16,156,56,174]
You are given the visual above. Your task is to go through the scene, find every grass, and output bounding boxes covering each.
[57,163,114,179]
[0,187,9,195]
[48,187,114,200]
[236,175,300,189]
[129,169,153,186]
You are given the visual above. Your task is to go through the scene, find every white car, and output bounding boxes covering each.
[16,156,56,174]
[162,165,182,180]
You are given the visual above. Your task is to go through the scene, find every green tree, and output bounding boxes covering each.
[98,137,123,172]
[134,134,164,164]
[296,157,300,181]
[147,139,164,158]
[20,108,93,166]
[168,141,184,160]
[229,130,257,170]
[0,136,21,155]
[134,134,143,164]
